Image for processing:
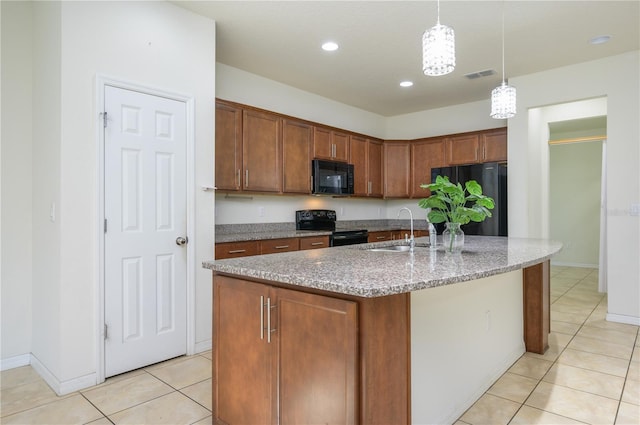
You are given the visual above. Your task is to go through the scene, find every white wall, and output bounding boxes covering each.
[1,1,216,392]
[550,141,602,267]
[217,63,385,138]
[412,270,524,424]
[1,0,34,366]
[31,0,64,379]
[386,99,506,139]
[509,52,639,323]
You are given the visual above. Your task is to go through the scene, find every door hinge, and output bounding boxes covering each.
[104,218,107,233]
[102,111,108,128]
[104,324,108,340]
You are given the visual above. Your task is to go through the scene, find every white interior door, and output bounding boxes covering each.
[104,85,187,377]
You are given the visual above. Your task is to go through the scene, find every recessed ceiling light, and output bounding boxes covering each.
[321,42,339,51]
[400,81,414,88]
[589,35,611,45]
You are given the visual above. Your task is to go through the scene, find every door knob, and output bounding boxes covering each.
[176,236,188,246]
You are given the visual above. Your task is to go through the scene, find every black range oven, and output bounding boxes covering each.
[295,209,369,246]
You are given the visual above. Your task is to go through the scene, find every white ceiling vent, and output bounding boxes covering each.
[464,69,496,79]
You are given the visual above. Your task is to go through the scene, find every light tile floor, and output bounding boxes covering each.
[1,352,213,424]
[457,266,640,425]
[1,267,638,424]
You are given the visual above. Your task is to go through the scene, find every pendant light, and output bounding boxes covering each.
[422,0,455,76]
[490,2,516,119]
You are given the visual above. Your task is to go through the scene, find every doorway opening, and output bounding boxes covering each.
[548,117,606,269]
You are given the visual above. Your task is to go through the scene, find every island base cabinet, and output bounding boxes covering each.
[214,275,358,425]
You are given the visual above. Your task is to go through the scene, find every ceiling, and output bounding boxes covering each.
[173,1,639,117]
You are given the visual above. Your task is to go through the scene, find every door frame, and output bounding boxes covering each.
[95,75,196,384]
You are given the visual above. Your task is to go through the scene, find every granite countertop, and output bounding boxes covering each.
[215,230,332,243]
[214,220,426,243]
[203,236,562,298]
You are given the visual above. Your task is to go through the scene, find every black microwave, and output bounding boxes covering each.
[312,159,354,195]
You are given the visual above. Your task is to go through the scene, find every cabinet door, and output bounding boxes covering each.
[313,126,333,160]
[275,288,357,425]
[368,140,384,197]
[215,101,243,191]
[299,236,330,250]
[349,136,368,196]
[332,131,349,162]
[260,238,299,255]
[282,119,312,194]
[368,231,392,243]
[313,126,348,161]
[411,138,445,198]
[215,277,272,425]
[215,241,259,259]
[384,142,410,198]
[481,128,507,162]
[243,110,282,192]
[447,134,480,165]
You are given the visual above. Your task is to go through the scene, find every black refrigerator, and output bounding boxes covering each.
[430,162,508,236]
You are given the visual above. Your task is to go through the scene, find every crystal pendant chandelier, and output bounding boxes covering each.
[422,0,455,76]
[490,3,516,119]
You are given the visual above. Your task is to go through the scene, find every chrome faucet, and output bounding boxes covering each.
[397,207,415,253]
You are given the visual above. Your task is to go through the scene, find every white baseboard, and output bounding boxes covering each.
[606,313,640,326]
[550,261,598,268]
[194,339,212,354]
[30,354,97,396]
[0,353,31,371]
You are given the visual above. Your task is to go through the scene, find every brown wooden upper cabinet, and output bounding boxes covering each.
[481,128,508,162]
[313,126,349,162]
[243,109,282,193]
[349,136,383,197]
[446,128,507,165]
[383,142,411,198]
[282,119,312,194]
[215,101,243,191]
[410,137,446,198]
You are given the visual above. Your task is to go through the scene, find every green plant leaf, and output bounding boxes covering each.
[476,197,495,209]
[418,197,447,210]
[427,210,447,223]
[466,180,482,196]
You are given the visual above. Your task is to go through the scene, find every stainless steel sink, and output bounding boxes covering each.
[368,244,429,252]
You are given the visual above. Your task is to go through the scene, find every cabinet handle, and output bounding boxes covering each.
[245,169,249,188]
[332,143,336,158]
[274,245,289,249]
[368,181,372,194]
[228,249,247,254]
[260,296,264,340]
[310,242,324,246]
[376,236,386,240]
[237,169,241,188]
[267,297,272,343]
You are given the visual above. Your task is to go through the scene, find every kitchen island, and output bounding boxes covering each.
[204,236,561,425]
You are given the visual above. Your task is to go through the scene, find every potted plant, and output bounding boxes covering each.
[419,175,495,253]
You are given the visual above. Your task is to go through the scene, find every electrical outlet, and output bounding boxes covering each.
[258,206,265,217]
[340,207,345,216]
[630,203,640,217]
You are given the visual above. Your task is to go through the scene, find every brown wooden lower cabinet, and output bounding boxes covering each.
[259,237,299,255]
[213,274,410,425]
[215,236,329,259]
[215,241,259,260]
[367,231,393,243]
[299,235,329,250]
